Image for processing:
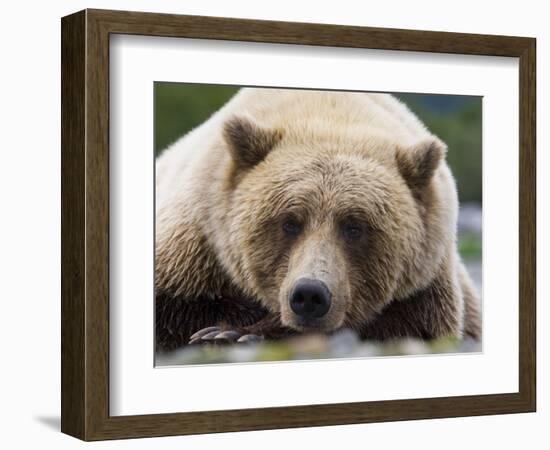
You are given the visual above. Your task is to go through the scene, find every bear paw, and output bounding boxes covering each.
[188,326,264,345]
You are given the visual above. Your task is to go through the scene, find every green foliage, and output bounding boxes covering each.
[458,232,482,260]
[155,85,482,203]
[154,83,238,154]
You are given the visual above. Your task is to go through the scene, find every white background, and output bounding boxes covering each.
[110,36,519,416]
[0,0,547,449]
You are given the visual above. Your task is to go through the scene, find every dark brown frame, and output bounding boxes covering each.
[61,8,536,441]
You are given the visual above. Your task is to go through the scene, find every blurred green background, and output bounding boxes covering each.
[154,83,482,263]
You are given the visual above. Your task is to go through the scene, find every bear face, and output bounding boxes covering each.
[215,115,451,334]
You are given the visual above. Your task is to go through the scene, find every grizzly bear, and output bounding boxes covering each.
[155,88,481,351]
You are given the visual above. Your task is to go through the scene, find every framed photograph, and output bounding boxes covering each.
[61,9,536,441]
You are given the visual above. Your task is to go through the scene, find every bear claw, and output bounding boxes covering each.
[214,330,242,341]
[237,334,263,343]
[200,331,222,341]
[189,326,220,341]
[188,326,263,345]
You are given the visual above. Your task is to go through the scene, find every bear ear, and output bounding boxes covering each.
[223,116,283,168]
[395,138,447,192]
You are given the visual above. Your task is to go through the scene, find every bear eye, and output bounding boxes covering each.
[282,217,303,236]
[341,221,363,241]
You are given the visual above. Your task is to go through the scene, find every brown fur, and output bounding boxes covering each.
[155,88,481,351]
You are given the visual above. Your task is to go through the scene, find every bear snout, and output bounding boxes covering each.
[289,278,332,322]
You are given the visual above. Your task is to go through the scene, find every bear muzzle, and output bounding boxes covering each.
[289,278,332,323]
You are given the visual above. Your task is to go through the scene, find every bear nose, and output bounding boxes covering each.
[289,278,331,320]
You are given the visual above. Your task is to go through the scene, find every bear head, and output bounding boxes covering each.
[217,115,455,333]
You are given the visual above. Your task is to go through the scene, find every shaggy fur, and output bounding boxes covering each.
[155,88,481,350]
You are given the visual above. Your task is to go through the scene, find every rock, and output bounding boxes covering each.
[328,329,360,357]
[457,202,482,236]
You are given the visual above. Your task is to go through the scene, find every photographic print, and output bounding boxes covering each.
[62,10,535,439]
[154,85,482,366]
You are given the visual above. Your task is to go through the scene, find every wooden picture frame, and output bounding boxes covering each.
[61,8,536,441]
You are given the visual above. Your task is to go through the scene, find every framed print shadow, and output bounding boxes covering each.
[61,9,536,441]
